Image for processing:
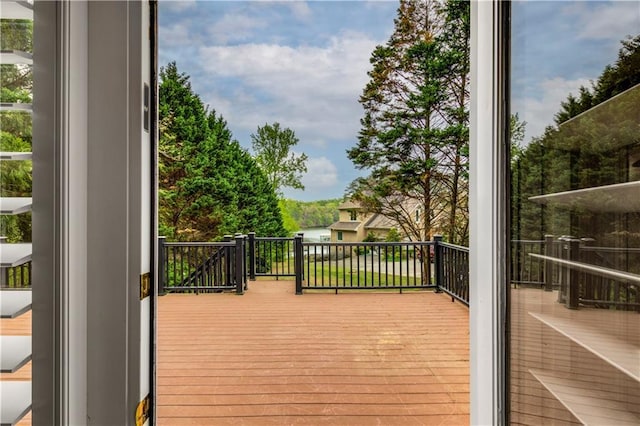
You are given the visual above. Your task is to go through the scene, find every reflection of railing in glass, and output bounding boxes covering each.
[512,237,640,311]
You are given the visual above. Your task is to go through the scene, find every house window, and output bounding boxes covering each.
[337,231,343,241]
[350,210,357,221]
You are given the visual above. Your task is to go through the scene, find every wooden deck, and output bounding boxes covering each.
[158,281,469,425]
[1,281,470,425]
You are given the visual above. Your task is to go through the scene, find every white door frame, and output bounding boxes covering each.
[469,1,509,424]
[33,1,155,424]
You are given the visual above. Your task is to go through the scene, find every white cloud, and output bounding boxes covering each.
[286,1,312,20]
[208,13,267,44]
[198,31,380,146]
[513,77,592,144]
[301,157,339,190]
[161,0,196,13]
[159,22,191,46]
[563,1,640,41]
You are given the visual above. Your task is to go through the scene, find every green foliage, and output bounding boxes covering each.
[513,36,640,245]
[554,35,640,125]
[1,20,32,52]
[0,132,32,242]
[159,62,285,241]
[251,122,308,196]
[363,232,378,242]
[1,19,33,243]
[510,113,526,163]
[385,228,402,242]
[279,198,341,229]
[278,199,300,236]
[347,0,470,245]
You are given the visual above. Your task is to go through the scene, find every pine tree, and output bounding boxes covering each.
[347,0,470,244]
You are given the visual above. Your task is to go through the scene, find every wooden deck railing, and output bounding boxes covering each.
[158,233,471,305]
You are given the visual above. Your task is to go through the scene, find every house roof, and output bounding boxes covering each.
[328,221,361,231]
[337,200,361,210]
[364,213,395,230]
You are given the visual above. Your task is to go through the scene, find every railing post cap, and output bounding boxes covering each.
[248,232,256,236]
[434,235,443,242]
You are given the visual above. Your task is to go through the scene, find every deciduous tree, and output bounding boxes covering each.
[251,122,308,196]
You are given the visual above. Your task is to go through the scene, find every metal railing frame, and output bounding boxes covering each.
[157,233,473,306]
[158,237,246,294]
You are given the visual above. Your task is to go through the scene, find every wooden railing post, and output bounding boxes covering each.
[557,237,569,304]
[224,235,232,286]
[580,238,595,303]
[544,235,554,291]
[295,234,304,295]
[434,235,443,293]
[235,235,245,295]
[158,236,166,296]
[567,239,580,309]
[248,232,256,280]
[297,233,304,281]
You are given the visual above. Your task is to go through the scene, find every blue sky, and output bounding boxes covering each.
[159,1,639,201]
[511,1,639,143]
[159,0,399,201]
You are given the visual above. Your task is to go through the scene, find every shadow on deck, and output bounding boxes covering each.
[157,280,469,425]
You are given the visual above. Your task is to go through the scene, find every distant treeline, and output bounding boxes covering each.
[280,198,342,229]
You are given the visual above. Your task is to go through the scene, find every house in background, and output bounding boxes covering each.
[328,199,422,242]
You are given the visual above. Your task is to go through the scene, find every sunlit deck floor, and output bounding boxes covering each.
[0,281,469,425]
[157,281,469,425]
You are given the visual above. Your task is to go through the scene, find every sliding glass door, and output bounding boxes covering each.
[509,1,640,424]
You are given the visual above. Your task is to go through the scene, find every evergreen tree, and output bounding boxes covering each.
[514,35,640,243]
[159,62,285,240]
[347,0,470,244]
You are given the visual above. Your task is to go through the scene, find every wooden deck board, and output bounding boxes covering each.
[0,281,470,425]
[157,281,469,425]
